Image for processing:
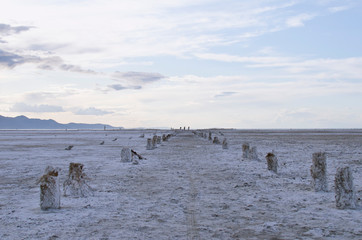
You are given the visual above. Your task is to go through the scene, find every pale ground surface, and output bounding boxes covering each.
[0,129,361,239]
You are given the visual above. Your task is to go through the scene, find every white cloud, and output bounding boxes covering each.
[194,52,294,64]
[214,92,238,98]
[2,71,362,128]
[249,57,362,79]
[72,107,113,116]
[194,52,362,80]
[0,0,309,64]
[286,13,316,27]
[276,108,315,121]
[9,103,64,113]
[328,5,350,13]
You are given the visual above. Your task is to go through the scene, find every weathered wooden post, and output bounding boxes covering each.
[121,147,133,162]
[208,132,212,141]
[213,136,220,144]
[152,136,157,149]
[266,152,278,173]
[146,138,153,150]
[164,134,171,141]
[38,166,61,210]
[249,146,259,161]
[63,163,93,197]
[242,143,250,159]
[310,152,328,192]
[222,138,228,149]
[335,166,357,209]
[157,136,162,144]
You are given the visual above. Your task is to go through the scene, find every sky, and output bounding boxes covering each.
[0,0,362,129]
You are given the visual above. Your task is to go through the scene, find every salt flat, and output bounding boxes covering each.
[0,129,361,239]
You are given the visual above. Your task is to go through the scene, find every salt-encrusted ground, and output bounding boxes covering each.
[0,129,361,239]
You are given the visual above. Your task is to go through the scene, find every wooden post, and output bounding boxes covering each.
[266,152,278,173]
[222,138,228,149]
[63,163,93,197]
[121,147,133,162]
[38,166,61,210]
[167,134,172,141]
[213,136,220,144]
[242,143,250,159]
[310,152,328,192]
[335,166,356,209]
[250,146,259,161]
[146,138,153,150]
[152,136,158,149]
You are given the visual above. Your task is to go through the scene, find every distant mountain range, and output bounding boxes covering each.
[0,115,120,130]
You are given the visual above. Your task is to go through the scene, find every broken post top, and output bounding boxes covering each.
[242,143,250,150]
[69,162,83,170]
[67,162,87,181]
[312,152,327,165]
[37,166,61,184]
[335,166,357,209]
[45,166,60,177]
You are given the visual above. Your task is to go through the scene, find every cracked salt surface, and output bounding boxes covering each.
[0,129,361,239]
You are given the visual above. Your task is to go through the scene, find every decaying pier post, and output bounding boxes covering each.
[335,166,357,209]
[222,138,228,149]
[38,166,61,210]
[265,152,278,173]
[242,143,250,159]
[63,163,93,197]
[310,152,328,192]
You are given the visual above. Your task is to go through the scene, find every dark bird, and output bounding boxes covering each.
[65,145,74,150]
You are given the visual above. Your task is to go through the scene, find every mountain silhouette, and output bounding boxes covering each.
[0,115,120,129]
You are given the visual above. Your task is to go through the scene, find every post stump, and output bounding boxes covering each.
[222,138,228,149]
[121,147,133,162]
[242,143,250,159]
[146,138,153,150]
[266,152,278,173]
[38,166,61,210]
[310,152,328,192]
[335,166,357,209]
[213,136,220,144]
[250,146,259,161]
[63,163,93,197]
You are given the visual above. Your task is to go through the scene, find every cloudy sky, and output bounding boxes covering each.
[1,0,361,128]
